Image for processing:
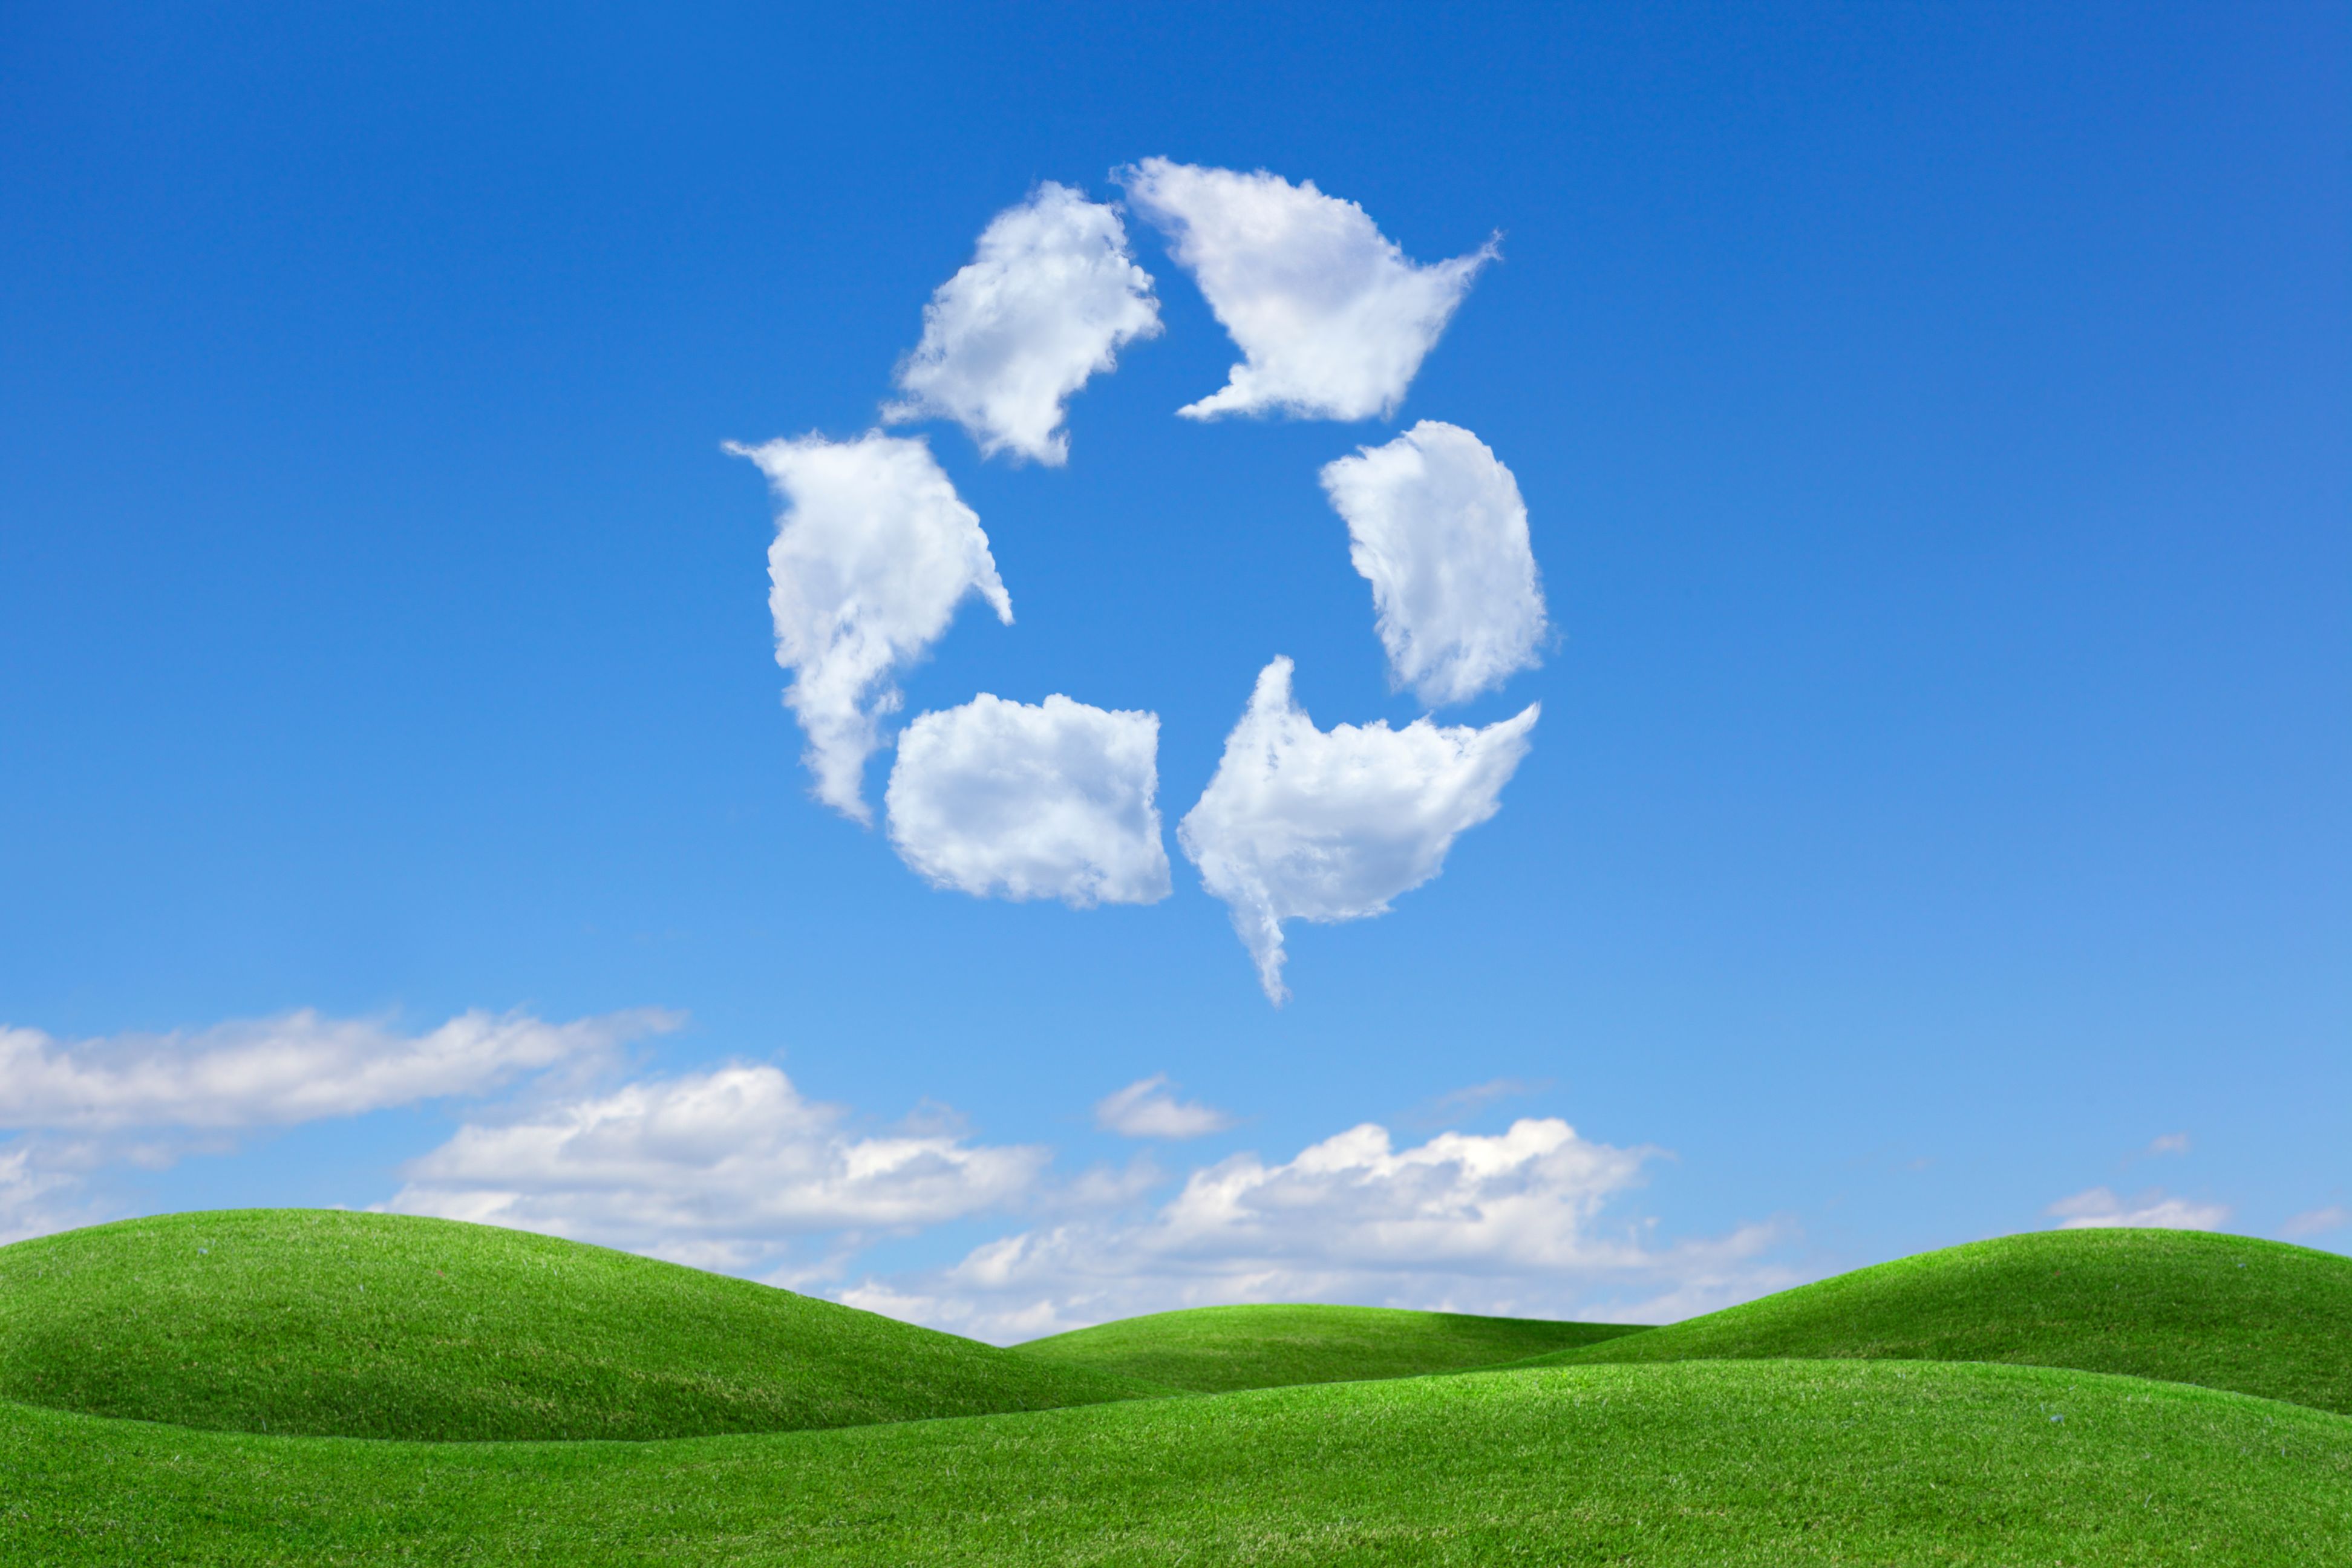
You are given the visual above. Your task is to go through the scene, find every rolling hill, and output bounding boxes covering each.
[1017,1301,1642,1391]
[0,1209,1162,1441]
[1517,1226,2352,1414]
[4,1211,2345,1561]
[1,1357,2342,1563]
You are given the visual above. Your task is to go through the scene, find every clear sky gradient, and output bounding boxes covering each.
[2,1,2345,1334]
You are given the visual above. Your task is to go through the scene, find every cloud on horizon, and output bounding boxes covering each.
[883,182,1161,465]
[1119,158,1494,422]
[1178,657,1537,1002]
[1094,1076,1233,1139]
[386,1064,1047,1272]
[2047,1186,2231,1231]
[1321,421,1547,707]
[841,1115,1795,1343]
[729,430,1013,822]
[885,693,1171,907]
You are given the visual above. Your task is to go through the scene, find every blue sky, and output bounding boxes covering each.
[2,2,2345,1336]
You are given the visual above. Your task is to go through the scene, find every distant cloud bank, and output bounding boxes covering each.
[846,1115,1794,1342]
[386,1064,1045,1272]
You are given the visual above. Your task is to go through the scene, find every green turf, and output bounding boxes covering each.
[1518,1227,2352,1414]
[0,1210,1161,1442]
[1016,1301,1644,1392]
[1,1359,2344,1564]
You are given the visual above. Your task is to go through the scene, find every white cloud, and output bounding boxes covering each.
[2281,1206,2349,1241]
[882,183,1161,465]
[0,1142,88,1246]
[1117,158,1495,422]
[1321,422,1547,706]
[884,693,1170,907]
[2145,1132,2192,1155]
[2048,1186,2231,1231]
[1178,657,1537,1002]
[0,1008,673,1133]
[840,1116,1795,1343]
[727,431,1014,822]
[385,1065,1047,1270]
[1094,1076,1233,1140]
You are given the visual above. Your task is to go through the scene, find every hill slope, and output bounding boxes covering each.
[1017,1302,1642,1391]
[0,1210,1161,1441]
[1522,1227,2352,1413]
[2,1360,2344,1563]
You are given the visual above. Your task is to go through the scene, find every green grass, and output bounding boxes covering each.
[1521,1227,2352,1414]
[2,1359,2345,1564]
[1017,1301,1643,1392]
[0,1210,1161,1442]
[7,1211,2344,1561]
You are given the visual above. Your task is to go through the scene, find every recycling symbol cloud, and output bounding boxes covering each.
[732,160,1547,1005]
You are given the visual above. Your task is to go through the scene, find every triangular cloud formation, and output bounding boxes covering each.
[1119,158,1496,422]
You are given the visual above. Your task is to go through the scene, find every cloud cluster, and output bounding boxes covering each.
[883,183,1161,465]
[732,166,1543,1001]
[842,1116,1794,1342]
[885,693,1170,907]
[0,1008,672,1132]
[1120,158,1495,422]
[729,431,1014,820]
[1094,1076,1233,1139]
[387,1064,1047,1270]
[1322,421,1547,705]
[1179,658,1538,1002]
[2047,1186,2231,1231]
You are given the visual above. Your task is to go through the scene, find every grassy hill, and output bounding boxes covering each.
[0,1210,1161,1441]
[1017,1301,1643,1391]
[1,1359,2344,1563]
[1519,1227,2352,1414]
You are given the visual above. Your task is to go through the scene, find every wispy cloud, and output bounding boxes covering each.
[2281,1206,2348,1241]
[1322,421,1547,706]
[0,1142,88,1246]
[1406,1077,1549,1127]
[2145,1132,2191,1156]
[883,183,1161,465]
[885,693,1169,907]
[728,431,1013,822]
[0,1008,673,1133]
[2047,1186,2229,1231]
[1119,158,1494,422]
[1094,1076,1233,1140]
[1179,657,1536,1002]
